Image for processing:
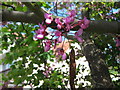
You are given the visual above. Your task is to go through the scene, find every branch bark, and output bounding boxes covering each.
[81,33,115,88]
[22,2,46,18]
[2,10,120,34]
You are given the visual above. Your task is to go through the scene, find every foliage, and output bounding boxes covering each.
[1,2,120,88]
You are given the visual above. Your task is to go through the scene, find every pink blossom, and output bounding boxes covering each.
[116,38,120,47]
[66,24,71,31]
[57,24,62,29]
[80,24,87,29]
[55,18,61,24]
[57,48,67,60]
[63,16,74,24]
[38,23,46,29]
[35,23,48,39]
[45,19,52,24]
[55,30,62,36]
[55,18,63,29]
[75,36,83,43]
[78,17,90,29]
[44,40,51,52]
[43,71,49,78]
[44,45,50,52]
[83,17,90,26]
[62,53,67,60]
[77,29,83,35]
[44,13,53,24]
[36,34,44,39]
[75,29,83,43]
[63,17,71,24]
[68,10,76,17]
[57,36,62,43]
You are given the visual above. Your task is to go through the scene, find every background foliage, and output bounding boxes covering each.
[1,2,120,88]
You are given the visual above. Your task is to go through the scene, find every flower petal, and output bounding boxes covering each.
[44,13,52,19]
[81,24,87,29]
[84,17,90,25]
[57,36,62,43]
[76,36,83,43]
[77,29,83,35]
[57,24,62,29]
[62,53,67,60]
[45,19,52,24]
[55,31,62,36]
[44,45,50,52]
[36,34,44,39]
[55,18,61,24]
[68,10,76,17]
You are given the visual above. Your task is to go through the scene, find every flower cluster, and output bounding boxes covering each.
[34,10,90,60]
[34,23,48,39]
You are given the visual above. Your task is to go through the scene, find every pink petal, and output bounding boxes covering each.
[45,40,51,45]
[62,53,67,60]
[37,29,44,34]
[66,24,71,31]
[55,31,62,36]
[38,23,44,29]
[116,39,120,47]
[36,34,44,39]
[68,10,76,17]
[57,24,62,29]
[77,29,83,35]
[45,19,52,24]
[44,45,50,52]
[83,17,90,25]
[63,17,71,24]
[57,36,62,43]
[76,36,83,43]
[70,16,75,22]
[55,18,61,24]
[80,24,87,29]
[44,13,52,19]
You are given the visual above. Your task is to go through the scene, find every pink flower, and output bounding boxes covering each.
[45,19,52,24]
[78,17,90,29]
[55,30,62,36]
[68,10,76,17]
[116,38,120,47]
[84,17,90,26]
[75,29,83,43]
[57,36,62,43]
[62,53,67,60]
[44,40,51,52]
[57,48,67,60]
[55,31,62,43]
[75,36,83,43]
[44,13,52,19]
[35,23,48,39]
[77,29,83,35]
[55,18,61,24]
[38,23,46,29]
[66,24,71,31]
[44,13,53,24]
[63,17,72,24]
[36,34,44,39]
[55,18,63,29]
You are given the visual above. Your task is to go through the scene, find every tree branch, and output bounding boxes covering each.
[2,10,41,24]
[22,2,46,18]
[81,33,115,88]
[2,10,120,34]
